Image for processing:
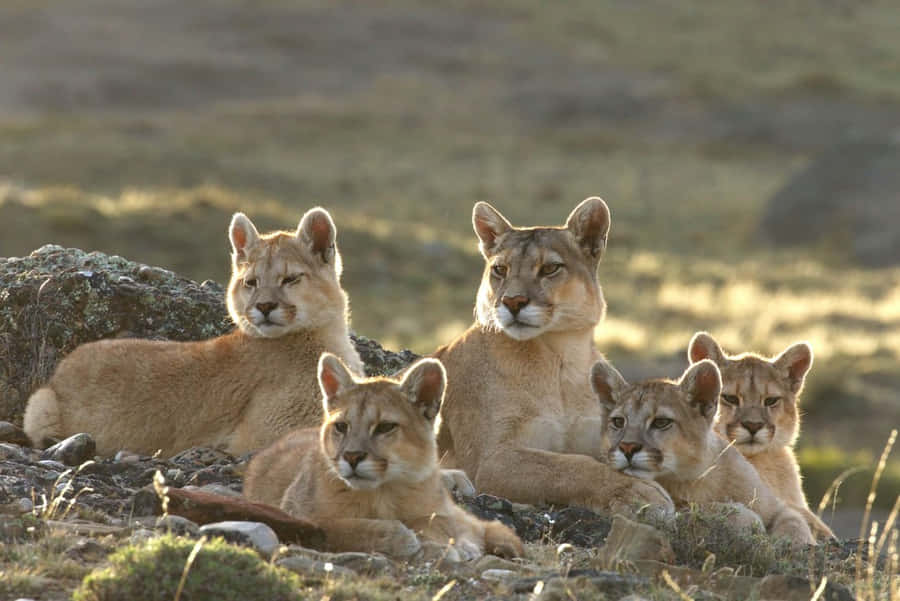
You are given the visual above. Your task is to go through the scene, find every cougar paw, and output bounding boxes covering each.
[440,469,476,498]
[380,521,422,557]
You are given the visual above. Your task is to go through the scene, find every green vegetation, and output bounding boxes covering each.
[73,535,304,601]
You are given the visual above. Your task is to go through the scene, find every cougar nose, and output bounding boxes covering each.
[343,451,367,469]
[619,442,643,461]
[256,302,278,316]
[501,295,529,316]
[742,421,765,435]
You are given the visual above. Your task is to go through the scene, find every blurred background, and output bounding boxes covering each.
[1,0,898,534]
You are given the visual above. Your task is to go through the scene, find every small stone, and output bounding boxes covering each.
[16,498,33,514]
[131,488,161,517]
[41,433,96,466]
[165,468,187,485]
[474,554,523,572]
[130,528,155,543]
[481,568,518,582]
[154,515,199,537]
[169,447,233,467]
[65,538,109,562]
[183,483,242,498]
[598,515,674,565]
[137,265,171,282]
[0,421,29,446]
[276,555,357,578]
[114,450,146,463]
[198,521,279,558]
[327,551,392,574]
[0,443,27,461]
[757,574,854,601]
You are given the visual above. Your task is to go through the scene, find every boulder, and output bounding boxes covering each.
[0,245,418,426]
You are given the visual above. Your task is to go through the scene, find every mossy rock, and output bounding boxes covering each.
[73,534,303,601]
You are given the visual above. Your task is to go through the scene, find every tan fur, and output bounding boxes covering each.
[23,209,363,457]
[688,332,835,540]
[592,358,816,546]
[433,199,674,515]
[248,354,523,560]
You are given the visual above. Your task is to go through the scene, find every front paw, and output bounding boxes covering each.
[379,521,422,557]
[441,469,476,498]
[607,478,675,520]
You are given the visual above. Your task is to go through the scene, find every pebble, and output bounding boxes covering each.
[41,433,96,466]
[154,515,200,537]
[198,521,279,558]
[481,568,519,582]
[0,443,28,461]
[276,555,357,578]
[0,421,30,446]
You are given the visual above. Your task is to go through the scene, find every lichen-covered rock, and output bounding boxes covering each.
[0,245,417,426]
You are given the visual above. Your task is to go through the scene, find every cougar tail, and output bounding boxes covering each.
[483,519,525,559]
[23,387,63,449]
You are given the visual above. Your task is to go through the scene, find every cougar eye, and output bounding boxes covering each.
[281,273,303,286]
[764,396,781,407]
[720,394,739,406]
[610,416,625,429]
[333,422,348,434]
[651,418,673,430]
[491,264,508,278]
[373,422,397,435]
[540,263,563,277]
[244,277,258,288]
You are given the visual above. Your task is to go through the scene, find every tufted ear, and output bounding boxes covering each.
[688,331,727,365]
[565,197,610,261]
[773,342,813,394]
[229,212,260,262]
[472,202,513,257]
[298,207,337,264]
[318,353,356,413]
[679,359,722,420]
[400,358,446,421]
[590,357,628,413]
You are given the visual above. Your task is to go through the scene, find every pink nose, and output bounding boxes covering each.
[619,442,642,460]
[343,451,367,468]
[501,295,529,315]
[742,421,765,435]
[256,302,277,316]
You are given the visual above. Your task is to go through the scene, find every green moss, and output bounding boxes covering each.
[73,534,304,601]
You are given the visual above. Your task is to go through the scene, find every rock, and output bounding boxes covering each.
[153,515,200,537]
[64,538,110,562]
[169,447,234,467]
[757,574,854,601]
[0,246,416,425]
[182,483,242,498]
[760,137,900,266]
[474,554,525,572]
[276,555,357,578]
[41,433,96,466]
[0,443,28,461]
[598,515,675,565]
[513,570,646,597]
[198,520,280,558]
[480,568,519,582]
[130,488,161,517]
[0,421,29,446]
[279,545,393,575]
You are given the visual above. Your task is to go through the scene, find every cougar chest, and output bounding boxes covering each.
[517,356,605,458]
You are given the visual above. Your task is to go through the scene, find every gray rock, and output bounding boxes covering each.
[480,568,519,582]
[169,447,233,467]
[154,514,200,537]
[757,574,854,601]
[198,520,280,558]
[598,515,675,565]
[0,422,29,446]
[41,433,96,466]
[276,555,357,578]
[64,538,110,562]
[0,443,28,461]
[183,483,242,498]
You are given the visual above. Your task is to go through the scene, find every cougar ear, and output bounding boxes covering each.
[679,359,722,420]
[298,207,337,264]
[399,358,446,421]
[229,212,260,262]
[773,342,813,394]
[473,202,513,257]
[318,353,356,412]
[688,331,727,365]
[565,197,610,261]
[590,357,628,413]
